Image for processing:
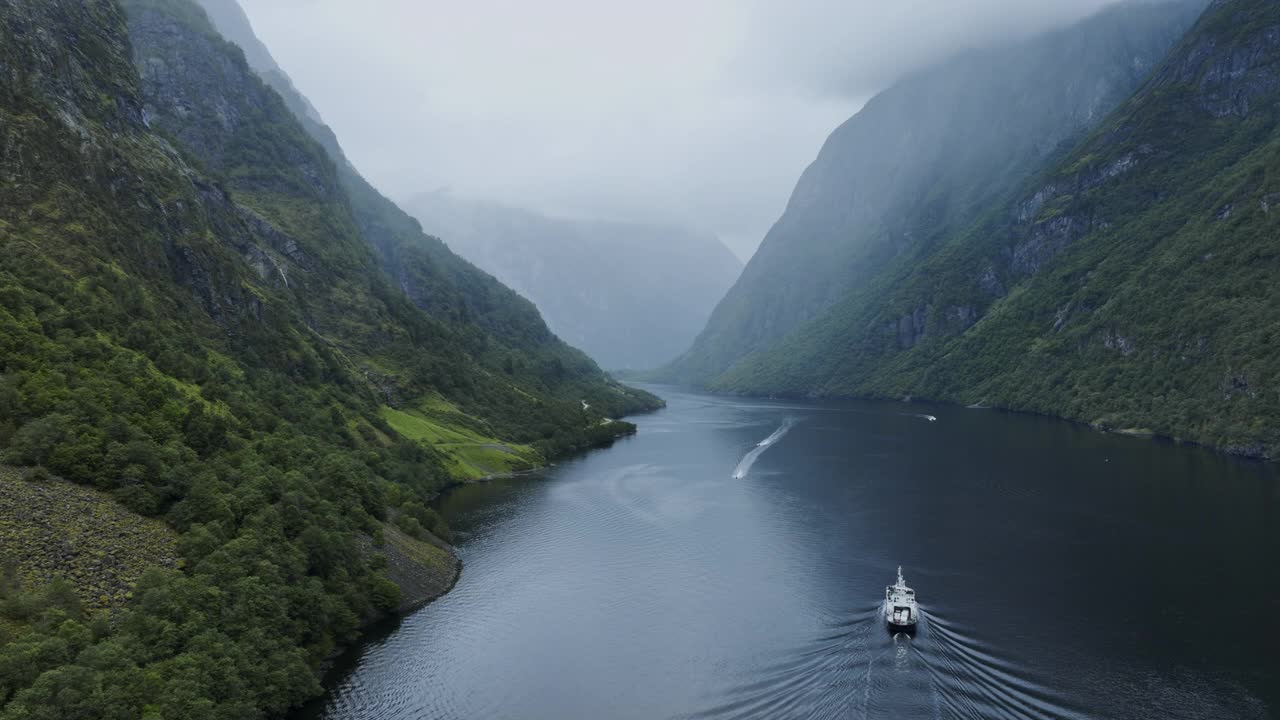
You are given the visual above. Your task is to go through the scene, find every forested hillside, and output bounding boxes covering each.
[718,0,1279,459]
[657,0,1205,386]
[0,0,656,717]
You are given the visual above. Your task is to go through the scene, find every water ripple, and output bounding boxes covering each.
[300,389,1277,720]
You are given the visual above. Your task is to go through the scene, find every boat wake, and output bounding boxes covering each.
[684,607,1088,720]
[731,419,796,479]
[923,612,1089,720]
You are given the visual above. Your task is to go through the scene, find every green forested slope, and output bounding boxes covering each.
[720,0,1279,458]
[0,0,654,717]
[656,0,1204,386]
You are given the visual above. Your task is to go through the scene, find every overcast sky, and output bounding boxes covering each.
[240,0,1117,259]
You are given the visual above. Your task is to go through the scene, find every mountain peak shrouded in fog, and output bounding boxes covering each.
[656,0,1207,386]
[235,0,1140,259]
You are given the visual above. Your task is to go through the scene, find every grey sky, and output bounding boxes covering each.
[239,0,1117,259]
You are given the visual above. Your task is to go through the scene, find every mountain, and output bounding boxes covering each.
[657,0,1207,385]
[716,0,1279,459]
[128,0,659,456]
[402,193,743,371]
[0,0,656,717]
[196,1,741,372]
[187,0,587,372]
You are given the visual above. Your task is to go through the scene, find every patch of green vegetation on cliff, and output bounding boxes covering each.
[380,403,541,481]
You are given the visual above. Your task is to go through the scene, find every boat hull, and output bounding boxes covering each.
[886,620,917,635]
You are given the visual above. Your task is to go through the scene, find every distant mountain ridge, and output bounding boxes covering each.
[656,0,1207,386]
[403,192,743,370]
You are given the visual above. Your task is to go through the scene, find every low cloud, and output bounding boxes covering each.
[242,0,1124,258]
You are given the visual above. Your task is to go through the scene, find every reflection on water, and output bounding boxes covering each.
[300,387,1279,720]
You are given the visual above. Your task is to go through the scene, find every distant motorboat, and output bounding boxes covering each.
[883,566,918,633]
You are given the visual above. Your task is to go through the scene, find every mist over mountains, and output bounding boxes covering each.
[233,0,1148,260]
[657,0,1207,387]
[658,0,1278,459]
[404,193,742,371]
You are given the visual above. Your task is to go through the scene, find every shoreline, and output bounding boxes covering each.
[300,400,663,715]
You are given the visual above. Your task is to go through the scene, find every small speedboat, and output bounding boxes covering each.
[883,566,918,633]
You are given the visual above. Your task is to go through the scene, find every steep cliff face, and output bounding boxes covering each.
[720,0,1280,459]
[657,0,1206,385]
[404,193,743,370]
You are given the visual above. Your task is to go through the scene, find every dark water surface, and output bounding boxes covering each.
[305,387,1279,719]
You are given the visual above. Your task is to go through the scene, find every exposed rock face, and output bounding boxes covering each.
[1011,214,1095,278]
[896,305,928,350]
[129,6,338,197]
[0,0,146,132]
[1102,329,1137,356]
[357,526,460,614]
[1161,8,1280,117]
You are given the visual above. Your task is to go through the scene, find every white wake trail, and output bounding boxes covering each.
[732,419,796,479]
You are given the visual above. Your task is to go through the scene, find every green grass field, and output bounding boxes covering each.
[380,398,543,481]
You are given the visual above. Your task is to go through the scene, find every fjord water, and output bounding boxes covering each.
[306,387,1279,719]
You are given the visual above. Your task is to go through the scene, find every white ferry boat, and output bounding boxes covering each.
[883,566,918,633]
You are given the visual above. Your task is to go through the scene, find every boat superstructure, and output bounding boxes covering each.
[883,566,918,632]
